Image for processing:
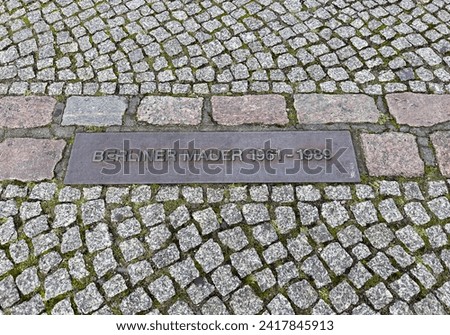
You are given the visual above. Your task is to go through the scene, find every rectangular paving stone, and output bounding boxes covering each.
[0,96,55,128]
[386,94,450,127]
[0,138,65,182]
[361,132,424,177]
[137,96,203,125]
[64,131,360,184]
[211,95,288,125]
[431,131,450,177]
[62,96,127,126]
[294,94,380,124]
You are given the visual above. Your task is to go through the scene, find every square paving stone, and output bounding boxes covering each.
[295,94,380,123]
[0,96,55,128]
[337,225,363,247]
[212,95,288,125]
[431,132,450,177]
[365,283,393,310]
[68,253,89,280]
[177,224,202,252]
[287,233,313,261]
[220,203,243,225]
[211,265,241,296]
[287,280,318,310]
[252,222,278,246]
[271,185,295,202]
[298,202,319,225]
[148,276,175,303]
[403,182,424,200]
[274,206,297,234]
[201,297,229,315]
[403,202,430,225]
[436,282,450,309]
[413,293,446,315]
[169,205,190,229]
[145,224,171,251]
[218,227,248,251]
[320,242,353,276]
[155,186,179,201]
[137,96,203,125]
[230,286,263,315]
[301,255,331,288]
[32,232,59,256]
[127,260,153,286]
[324,186,352,200]
[242,203,270,224]
[9,239,29,264]
[379,181,401,196]
[85,223,111,253]
[426,225,448,248]
[254,268,276,292]
[81,200,105,226]
[0,276,20,308]
[93,248,118,277]
[427,196,450,219]
[186,279,215,305]
[348,262,373,289]
[263,242,288,264]
[427,181,448,198]
[367,252,398,280]
[0,250,13,275]
[361,132,424,177]
[23,216,48,239]
[249,185,269,202]
[386,245,415,268]
[61,227,82,253]
[378,198,403,223]
[152,243,180,269]
[11,295,45,315]
[312,300,335,315]
[195,239,224,273]
[389,274,420,302]
[0,138,65,182]
[62,96,127,126]
[192,208,219,235]
[296,185,321,201]
[267,294,295,315]
[389,301,413,315]
[321,202,349,227]
[230,248,263,278]
[351,201,378,226]
[30,183,57,200]
[387,94,450,127]
[74,283,104,314]
[411,264,437,289]
[118,218,142,239]
[395,226,425,252]
[120,238,145,262]
[364,223,395,249]
[329,281,359,313]
[139,203,165,227]
[15,266,40,295]
[276,262,299,287]
[19,202,42,221]
[309,224,334,244]
[168,300,194,315]
[44,268,73,300]
[120,287,152,315]
[169,257,200,288]
[53,204,77,228]
[103,274,127,299]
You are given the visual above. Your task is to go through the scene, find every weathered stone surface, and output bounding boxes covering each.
[361,133,424,177]
[295,94,380,123]
[0,138,65,181]
[0,96,55,128]
[62,96,127,126]
[137,96,203,125]
[211,95,288,125]
[386,94,450,127]
[431,132,450,177]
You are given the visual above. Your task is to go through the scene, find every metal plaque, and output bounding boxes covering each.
[64,131,360,184]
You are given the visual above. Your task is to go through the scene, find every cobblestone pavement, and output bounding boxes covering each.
[1,0,450,316]
[1,0,450,95]
[1,180,450,315]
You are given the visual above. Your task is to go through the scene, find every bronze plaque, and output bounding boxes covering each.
[64,131,360,184]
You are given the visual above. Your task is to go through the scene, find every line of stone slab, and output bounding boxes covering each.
[0,94,450,182]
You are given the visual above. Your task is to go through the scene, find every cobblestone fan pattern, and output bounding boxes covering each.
[1,0,450,95]
[1,181,450,315]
